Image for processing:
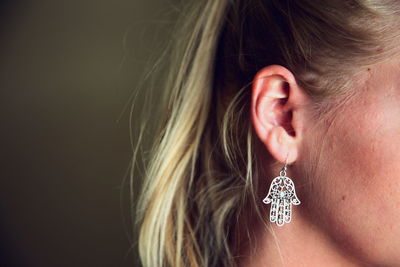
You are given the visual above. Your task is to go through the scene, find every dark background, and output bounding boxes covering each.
[0,0,177,266]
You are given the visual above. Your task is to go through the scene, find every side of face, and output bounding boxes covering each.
[301,56,400,265]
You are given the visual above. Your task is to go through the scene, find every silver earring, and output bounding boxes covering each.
[262,154,301,226]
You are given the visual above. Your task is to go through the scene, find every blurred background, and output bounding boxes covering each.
[0,0,177,266]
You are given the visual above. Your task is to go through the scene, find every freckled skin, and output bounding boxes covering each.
[298,56,400,266]
[243,56,400,267]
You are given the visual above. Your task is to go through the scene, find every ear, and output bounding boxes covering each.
[251,65,310,164]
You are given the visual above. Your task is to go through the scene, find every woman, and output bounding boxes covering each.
[132,0,400,266]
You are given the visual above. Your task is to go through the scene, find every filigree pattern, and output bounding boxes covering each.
[263,175,300,226]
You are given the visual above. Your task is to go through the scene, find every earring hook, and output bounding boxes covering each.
[280,151,290,176]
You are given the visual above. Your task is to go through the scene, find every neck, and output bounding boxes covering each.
[235,144,365,266]
[235,210,363,267]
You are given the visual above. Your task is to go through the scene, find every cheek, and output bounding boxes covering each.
[305,99,400,264]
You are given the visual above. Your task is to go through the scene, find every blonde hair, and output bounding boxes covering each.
[131,0,400,266]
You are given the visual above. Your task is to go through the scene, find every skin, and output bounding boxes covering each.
[244,55,400,266]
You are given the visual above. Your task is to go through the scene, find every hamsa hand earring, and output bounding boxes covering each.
[262,154,300,226]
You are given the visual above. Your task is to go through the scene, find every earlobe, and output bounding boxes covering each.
[266,126,298,164]
[251,65,305,164]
